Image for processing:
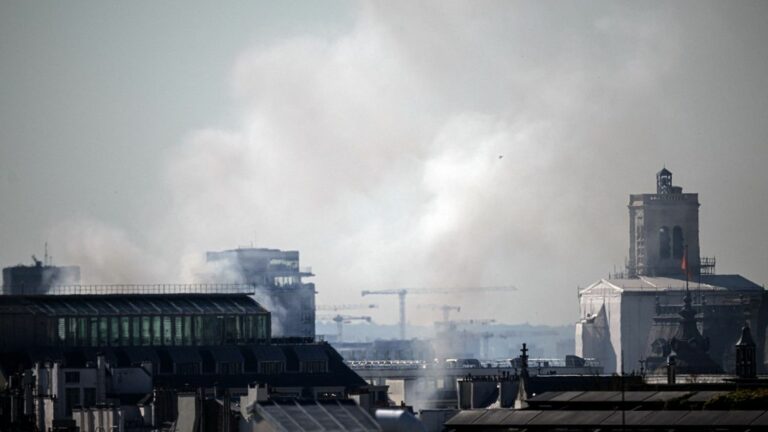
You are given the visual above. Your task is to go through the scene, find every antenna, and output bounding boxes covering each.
[44,242,49,266]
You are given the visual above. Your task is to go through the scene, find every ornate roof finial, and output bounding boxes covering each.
[736,322,755,347]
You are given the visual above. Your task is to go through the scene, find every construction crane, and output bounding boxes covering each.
[316,304,378,312]
[417,304,461,322]
[316,314,372,342]
[361,286,516,339]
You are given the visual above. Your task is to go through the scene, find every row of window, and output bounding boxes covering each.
[55,314,270,347]
[173,360,287,375]
[153,358,323,377]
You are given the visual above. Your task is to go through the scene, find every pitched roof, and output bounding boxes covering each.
[248,399,380,431]
[446,409,768,429]
[581,275,763,294]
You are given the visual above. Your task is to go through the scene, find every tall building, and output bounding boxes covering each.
[205,247,316,339]
[627,168,701,277]
[2,258,80,295]
[576,168,768,374]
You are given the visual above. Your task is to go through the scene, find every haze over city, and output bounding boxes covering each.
[2,1,768,326]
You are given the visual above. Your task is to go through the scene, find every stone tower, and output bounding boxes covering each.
[627,168,700,277]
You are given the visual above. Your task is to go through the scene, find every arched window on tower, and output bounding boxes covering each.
[672,226,684,259]
[659,226,671,259]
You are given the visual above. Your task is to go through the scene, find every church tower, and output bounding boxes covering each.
[627,168,700,277]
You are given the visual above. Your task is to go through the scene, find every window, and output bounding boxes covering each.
[273,276,298,286]
[46,318,56,346]
[659,226,671,259]
[218,362,242,375]
[673,226,684,259]
[300,361,328,373]
[183,316,192,345]
[67,318,77,346]
[58,318,66,345]
[177,362,200,375]
[90,317,98,347]
[77,318,88,346]
[243,316,254,342]
[163,316,172,346]
[174,316,183,345]
[256,315,269,341]
[110,317,120,346]
[132,317,141,346]
[201,316,222,345]
[301,311,313,324]
[152,316,162,345]
[121,317,131,346]
[193,316,203,345]
[141,316,151,346]
[65,371,80,383]
[224,316,239,343]
[98,317,108,346]
[258,361,284,374]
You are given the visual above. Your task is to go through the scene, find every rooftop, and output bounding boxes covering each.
[582,275,763,294]
[247,399,379,431]
[446,409,768,430]
[0,293,268,316]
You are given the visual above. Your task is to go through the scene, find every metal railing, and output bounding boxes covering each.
[10,283,260,296]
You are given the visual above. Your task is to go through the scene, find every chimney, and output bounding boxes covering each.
[96,352,107,403]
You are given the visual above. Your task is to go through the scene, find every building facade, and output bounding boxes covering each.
[2,258,80,295]
[576,169,768,374]
[0,288,374,431]
[627,168,703,278]
[205,248,316,339]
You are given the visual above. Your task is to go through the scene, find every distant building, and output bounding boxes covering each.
[205,247,316,339]
[576,169,768,374]
[1,257,80,295]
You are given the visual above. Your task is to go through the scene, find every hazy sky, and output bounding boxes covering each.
[1,1,767,326]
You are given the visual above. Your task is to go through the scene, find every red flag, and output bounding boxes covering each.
[681,245,690,280]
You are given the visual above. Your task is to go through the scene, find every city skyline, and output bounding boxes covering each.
[2,1,768,326]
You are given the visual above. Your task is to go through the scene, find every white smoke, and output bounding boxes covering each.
[47,2,768,325]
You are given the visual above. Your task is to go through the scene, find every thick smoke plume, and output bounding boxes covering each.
[48,2,768,325]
